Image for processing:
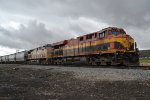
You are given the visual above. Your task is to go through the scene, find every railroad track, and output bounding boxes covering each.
[41,64,150,70]
[81,65,150,70]
[1,64,150,70]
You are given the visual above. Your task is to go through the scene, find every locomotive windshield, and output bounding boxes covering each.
[98,31,106,38]
[109,29,125,35]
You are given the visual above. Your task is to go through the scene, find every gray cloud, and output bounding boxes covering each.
[1,0,150,28]
[0,20,73,49]
[0,0,150,50]
[0,18,104,49]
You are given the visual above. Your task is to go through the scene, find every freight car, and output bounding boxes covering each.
[0,57,1,63]
[15,51,27,63]
[0,27,139,66]
[0,51,27,64]
[8,54,16,63]
[1,56,7,63]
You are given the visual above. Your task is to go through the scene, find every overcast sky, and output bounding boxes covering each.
[0,0,150,56]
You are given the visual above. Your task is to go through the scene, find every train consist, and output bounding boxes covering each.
[0,27,139,66]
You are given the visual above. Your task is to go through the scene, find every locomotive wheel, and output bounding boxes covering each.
[123,60,130,66]
[106,62,111,66]
[96,62,101,66]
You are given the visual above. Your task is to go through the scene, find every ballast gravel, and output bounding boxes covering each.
[1,64,150,100]
[20,65,150,81]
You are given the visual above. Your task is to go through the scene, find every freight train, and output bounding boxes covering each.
[0,27,139,66]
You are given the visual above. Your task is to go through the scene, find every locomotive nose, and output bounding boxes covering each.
[125,35,134,50]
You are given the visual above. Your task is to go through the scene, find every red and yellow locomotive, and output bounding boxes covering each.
[47,27,139,66]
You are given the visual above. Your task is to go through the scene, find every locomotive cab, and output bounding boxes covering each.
[105,27,137,51]
[108,28,126,36]
[96,27,139,66]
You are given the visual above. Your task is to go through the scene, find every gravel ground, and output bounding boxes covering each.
[0,64,150,100]
[20,64,150,81]
[141,63,150,66]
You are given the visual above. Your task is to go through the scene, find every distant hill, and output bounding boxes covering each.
[139,50,150,58]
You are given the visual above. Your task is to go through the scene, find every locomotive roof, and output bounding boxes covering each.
[77,27,109,38]
[51,40,68,47]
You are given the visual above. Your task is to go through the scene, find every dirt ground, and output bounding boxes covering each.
[0,64,150,100]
